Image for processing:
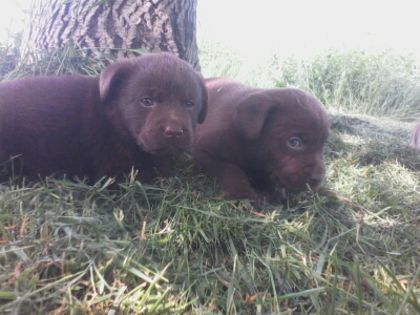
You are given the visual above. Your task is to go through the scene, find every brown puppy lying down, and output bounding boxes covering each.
[410,122,420,150]
[193,78,329,205]
[0,53,207,182]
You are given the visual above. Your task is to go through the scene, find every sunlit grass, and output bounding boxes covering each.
[276,50,420,120]
[201,47,420,121]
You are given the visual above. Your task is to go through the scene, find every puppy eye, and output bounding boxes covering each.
[141,97,154,107]
[287,137,303,149]
[184,100,195,108]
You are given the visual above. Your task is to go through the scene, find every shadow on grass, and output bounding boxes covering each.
[328,113,420,171]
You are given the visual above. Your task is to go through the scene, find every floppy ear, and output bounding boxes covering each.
[99,60,133,103]
[235,92,274,140]
[198,80,208,123]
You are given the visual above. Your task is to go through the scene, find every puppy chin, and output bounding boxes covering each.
[135,135,158,154]
[285,180,324,193]
[308,181,323,193]
[273,175,312,193]
[136,136,187,156]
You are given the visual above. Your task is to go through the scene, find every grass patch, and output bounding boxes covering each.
[275,50,420,120]
[201,48,420,120]
[1,44,420,314]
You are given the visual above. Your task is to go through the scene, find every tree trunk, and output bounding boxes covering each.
[20,0,200,69]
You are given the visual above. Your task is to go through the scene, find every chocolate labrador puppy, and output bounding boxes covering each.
[0,53,207,182]
[193,78,329,205]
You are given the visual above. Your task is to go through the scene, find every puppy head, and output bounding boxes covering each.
[236,88,329,192]
[410,123,420,150]
[99,52,207,155]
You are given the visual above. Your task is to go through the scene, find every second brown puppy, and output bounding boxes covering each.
[0,53,207,182]
[193,78,329,205]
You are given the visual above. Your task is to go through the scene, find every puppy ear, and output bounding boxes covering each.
[99,60,133,103]
[235,92,274,140]
[198,80,208,123]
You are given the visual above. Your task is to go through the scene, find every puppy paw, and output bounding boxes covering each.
[223,189,259,202]
[269,188,288,206]
[252,194,271,209]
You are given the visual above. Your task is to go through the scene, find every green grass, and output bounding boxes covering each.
[1,44,420,314]
[276,51,420,120]
[201,47,420,121]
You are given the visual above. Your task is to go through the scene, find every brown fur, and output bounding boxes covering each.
[410,122,420,150]
[193,78,329,205]
[0,53,207,182]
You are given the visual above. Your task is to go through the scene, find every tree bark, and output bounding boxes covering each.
[20,0,200,69]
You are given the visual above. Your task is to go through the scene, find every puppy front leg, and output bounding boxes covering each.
[219,163,260,201]
[195,151,258,201]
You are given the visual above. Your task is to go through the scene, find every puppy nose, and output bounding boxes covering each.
[304,164,325,191]
[308,174,324,190]
[163,126,184,138]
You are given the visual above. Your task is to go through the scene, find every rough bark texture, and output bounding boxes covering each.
[20,0,200,69]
